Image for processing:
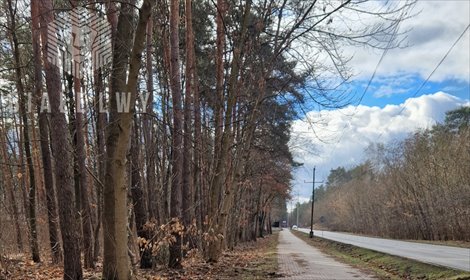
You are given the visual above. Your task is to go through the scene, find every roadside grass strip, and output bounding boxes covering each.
[291,230,470,280]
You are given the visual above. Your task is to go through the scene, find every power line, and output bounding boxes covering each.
[294,11,405,182]
[320,21,469,155]
[295,18,469,194]
[291,6,405,190]
[397,24,470,116]
[292,12,469,191]
[375,23,470,142]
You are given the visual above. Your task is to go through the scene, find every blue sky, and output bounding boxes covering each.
[288,0,470,204]
[355,77,469,108]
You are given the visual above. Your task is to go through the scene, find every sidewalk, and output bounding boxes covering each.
[277,229,376,279]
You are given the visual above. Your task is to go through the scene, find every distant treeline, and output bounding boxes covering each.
[293,107,470,241]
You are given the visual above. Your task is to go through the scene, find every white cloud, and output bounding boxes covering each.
[289,92,468,200]
[348,0,470,82]
[373,85,409,98]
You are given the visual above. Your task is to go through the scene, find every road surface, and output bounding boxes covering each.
[297,228,470,272]
[278,229,376,279]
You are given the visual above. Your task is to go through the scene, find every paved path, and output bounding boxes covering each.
[277,229,375,279]
[297,228,470,272]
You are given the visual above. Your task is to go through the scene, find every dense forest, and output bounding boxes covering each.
[0,0,414,279]
[292,107,470,241]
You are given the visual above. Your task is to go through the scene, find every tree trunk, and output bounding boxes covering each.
[68,1,94,268]
[13,112,29,246]
[213,0,225,181]
[93,67,105,264]
[130,119,152,269]
[7,0,40,263]
[74,72,94,269]
[159,19,171,226]
[0,126,23,252]
[168,0,184,268]
[39,0,83,278]
[207,0,252,262]
[183,0,195,241]
[31,0,62,263]
[144,17,158,223]
[205,0,226,262]
[102,0,153,278]
[192,61,203,244]
[65,75,81,214]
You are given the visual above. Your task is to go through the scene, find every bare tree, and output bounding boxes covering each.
[182,0,195,239]
[168,0,184,268]
[69,2,94,268]
[31,0,62,263]
[6,0,40,263]
[39,0,83,277]
[102,0,153,278]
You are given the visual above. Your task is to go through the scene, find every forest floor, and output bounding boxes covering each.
[0,232,280,280]
[291,230,470,280]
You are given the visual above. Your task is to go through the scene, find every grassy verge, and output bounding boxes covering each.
[235,230,280,279]
[291,230,470,280]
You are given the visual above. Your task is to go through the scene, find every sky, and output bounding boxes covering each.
[288,0,470,203]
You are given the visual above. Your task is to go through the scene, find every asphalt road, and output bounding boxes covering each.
[297,228,470,272]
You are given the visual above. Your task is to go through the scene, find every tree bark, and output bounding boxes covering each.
[32,0,62,263]
[93,68,105,264]
[39,0,83,278]
[168,0,184,268]
[192,52,203,242]
[183,0,195,239]
[144,17,158,223]
[69,0,94,268]
[207,0,252,262]
[130,119,152,268]
[75,73,94,269]
[7,0,40,263]
[213,0,226,180]
[0,126,23,252]
[205,0,226,262]
[102,0,153,278]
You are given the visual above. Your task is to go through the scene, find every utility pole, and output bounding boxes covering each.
[288,200,293,227]
[304,167,322,238]
[296,201,299,226]
[295,191,299,226]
